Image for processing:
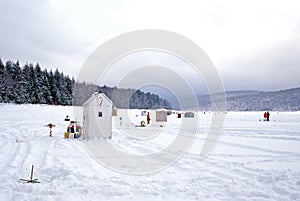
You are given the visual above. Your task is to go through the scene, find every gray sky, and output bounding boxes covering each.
[0,0,300,92]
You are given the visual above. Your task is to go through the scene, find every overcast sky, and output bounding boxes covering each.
[0,0,299,93]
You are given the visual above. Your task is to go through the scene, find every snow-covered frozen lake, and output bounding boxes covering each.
[0,104,299,201]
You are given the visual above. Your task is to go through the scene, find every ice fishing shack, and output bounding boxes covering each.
[155,108,168,122]
[82,92,113,139]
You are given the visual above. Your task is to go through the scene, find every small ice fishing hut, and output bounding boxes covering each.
[155,109,168,122]
[184,112,195,118]
[82,92,113,139]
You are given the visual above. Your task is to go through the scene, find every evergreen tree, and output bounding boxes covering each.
[15,66,29,104]
[28,63,39,104]
[59,73,72,105]
[4,61,20,102]
[0,58,7,102]
[32,63,46,103]
[48,70,59,105]
[41,70,52,104]
[21,63,33,103]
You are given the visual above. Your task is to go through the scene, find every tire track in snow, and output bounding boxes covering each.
[192,136,300,157]
[182,153,300,200]
[0,141,21,174]
[0,140,31,186]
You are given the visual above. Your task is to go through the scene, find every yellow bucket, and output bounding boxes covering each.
[64,132,70,138]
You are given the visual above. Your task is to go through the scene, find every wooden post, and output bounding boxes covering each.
[30,165,34,182]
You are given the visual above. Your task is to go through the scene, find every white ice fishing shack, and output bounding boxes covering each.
[82,92,113,139]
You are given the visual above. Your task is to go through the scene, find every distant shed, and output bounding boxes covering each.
[184,112,195,118]
[82,92,113,139]
[156,109,168,122]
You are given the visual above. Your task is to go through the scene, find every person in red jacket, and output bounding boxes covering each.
[263,112,267,121]
[147,112,151,124]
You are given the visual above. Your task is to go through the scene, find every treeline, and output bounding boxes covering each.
[0,59,73,105]
[0,59,171,109]
[196,88,300,111]
[73,83,171,109]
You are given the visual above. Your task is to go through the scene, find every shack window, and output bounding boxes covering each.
[98,112,103,117]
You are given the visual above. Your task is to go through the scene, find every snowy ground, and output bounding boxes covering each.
[0,104,300,201]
